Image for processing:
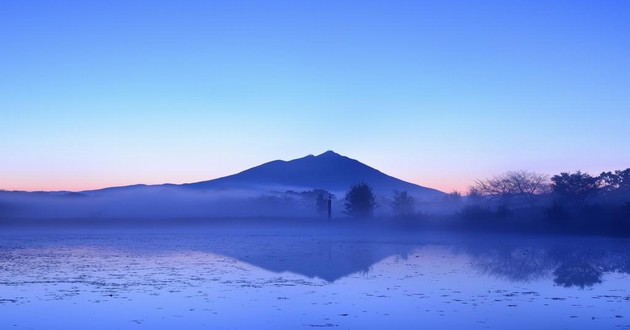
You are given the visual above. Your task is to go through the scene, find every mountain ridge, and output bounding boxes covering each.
[2,151,444,200]
[184,150,443,199]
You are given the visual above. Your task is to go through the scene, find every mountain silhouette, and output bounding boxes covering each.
[0,151,444,220]
[185,151,443,198]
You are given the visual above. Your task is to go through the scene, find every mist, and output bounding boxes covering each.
[0,187,343,223]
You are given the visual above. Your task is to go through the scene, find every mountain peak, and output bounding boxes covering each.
[186,151,444,199]
[316,150,341,158]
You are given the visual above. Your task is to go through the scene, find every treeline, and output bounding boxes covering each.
[457,168,630,235]
[195,169,630,232]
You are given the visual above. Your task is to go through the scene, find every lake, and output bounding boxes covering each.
[1,222,628,329]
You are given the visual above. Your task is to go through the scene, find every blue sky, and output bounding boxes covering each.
[1,0,629,192]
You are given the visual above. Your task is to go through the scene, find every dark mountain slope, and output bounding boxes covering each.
[185,151,443,198]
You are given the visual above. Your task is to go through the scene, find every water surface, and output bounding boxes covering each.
[1,224,628,329]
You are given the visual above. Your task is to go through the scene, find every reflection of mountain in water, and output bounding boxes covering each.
[199,233,629,286]
[9,229,625,287]
[461,236,630,288]
[205,236,418,282]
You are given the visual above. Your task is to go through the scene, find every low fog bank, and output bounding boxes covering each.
[0,186,451,223]
[0,187,331,221]
[1,182,629,237]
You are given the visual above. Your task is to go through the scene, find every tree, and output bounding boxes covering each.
[444,190,463,203]
[600,169,630,191]
[471,170,550,207]
[473,170,550,197]
[344,183,376,217]
[467,187,483,202]
[551,171,599,206]
[599,168,630,204]
[390,190,415,217]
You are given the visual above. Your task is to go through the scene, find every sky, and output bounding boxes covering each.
[1,0,629,193]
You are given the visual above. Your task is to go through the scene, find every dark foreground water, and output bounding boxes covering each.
[0,223,628,329]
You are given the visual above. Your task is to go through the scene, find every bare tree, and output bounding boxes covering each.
[390,190,415,217]
[471,170,550,207]
[444,190,463,203]
[467,187,483,201]
[505,170,551,196]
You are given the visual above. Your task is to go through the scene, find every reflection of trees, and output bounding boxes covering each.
[553,259,602,288]
[601,253,630,274]
[472,247,555,282]
[462,238,630,288]
[546,248,605,288]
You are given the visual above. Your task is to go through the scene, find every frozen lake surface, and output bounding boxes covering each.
[1,223,629,329]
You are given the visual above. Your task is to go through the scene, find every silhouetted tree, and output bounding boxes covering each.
[390,190,415,217]
[474,171,549,197]
[471,170,550,208]
[294,189,333,214]
[444,190,463,203]
[618,168,630,188]
[599,169,630,204]
[599,169,630,191]
[467,187,483,202]
[551,171,599,206]
[344,183,376,217]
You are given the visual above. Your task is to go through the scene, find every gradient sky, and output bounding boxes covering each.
[1,0,629,193]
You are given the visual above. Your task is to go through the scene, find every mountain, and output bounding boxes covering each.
[0,151,445,220]
[1,151,444,199]
[184,151,444,199]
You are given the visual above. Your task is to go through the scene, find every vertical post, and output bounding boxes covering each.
[327,195,332,220]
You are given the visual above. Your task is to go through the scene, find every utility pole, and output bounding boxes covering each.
[327,195,332,220]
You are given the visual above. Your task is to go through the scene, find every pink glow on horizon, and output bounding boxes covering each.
[0,173,472,194]
[402,176,472,195]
